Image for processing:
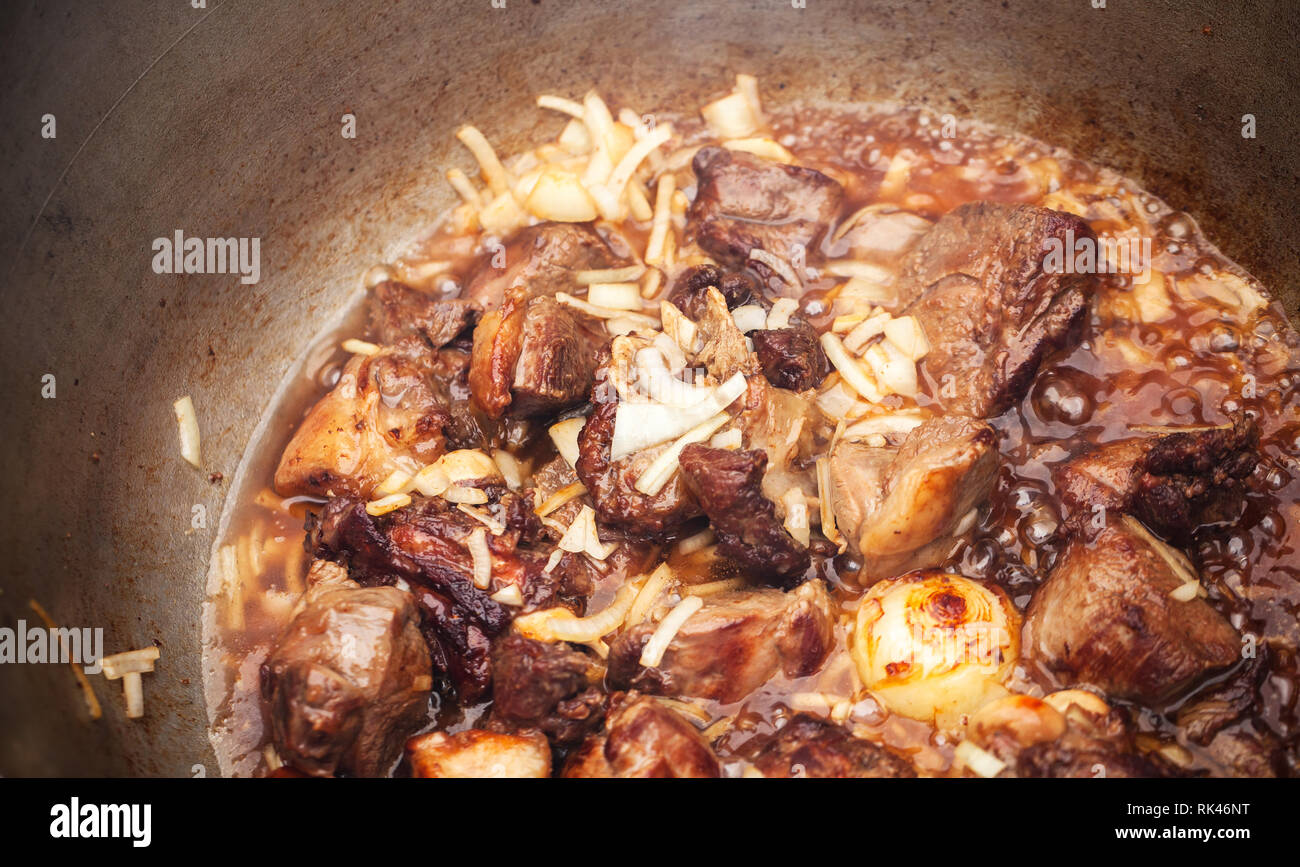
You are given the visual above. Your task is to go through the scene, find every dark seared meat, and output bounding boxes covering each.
[574,400,701,536]
[462,221,626,311]
[896,202,1099,417]
[689,146,843,279]
[1024,517,1240,703]
[1173,651,1283,776]
[751,324,830,391]
[489,634,606,746]
[971,692,1179,778]
[369,280,478,348]
[1054,416,1260,543]
[749,714,916,778]
[562,694,721,778]
[472,294,606,418]
[668,264,760,317]
[1014,723,1178,778]
[263,562,431,777]
[677,444,810,584]
[607,582,835,703]
[274,337,451,499]
[310,493,571,702]
[827,416,999,581]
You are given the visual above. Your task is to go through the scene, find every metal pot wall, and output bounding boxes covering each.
[1,0,1295,776]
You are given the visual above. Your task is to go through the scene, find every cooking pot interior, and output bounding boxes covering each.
[0,0,1294,775]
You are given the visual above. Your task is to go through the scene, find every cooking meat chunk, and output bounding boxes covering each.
[896,202,1099,417]
[405,729,551,778]
[607,581,835,703]
[472,295,606,418]
[677,444,810,584]
[311,492,566,702]
[689,146,843,280]
[684,285,757,382]
[369,280,477,348]
[749,714,916,778]
[263,563,432,777]
[489,634,606,746]
[1008,706,1176,778]
[827,416,999,581]
[1054,416,1260,543]
[668,264,760,317]
[751,323,830,391]
[562,694,721,778]
[574,400,701,536]
[1024,516,1240,703]
[462,221,626,311]
[274,337,450,498]
[734,374,834,504]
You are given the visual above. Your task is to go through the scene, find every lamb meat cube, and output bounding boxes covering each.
[689,146,843,282]
[677,444,810,584]
[263,562,432,777]
[748,714,916,778]
[1053,416,1260,543]
[489,634,606,746]
[562,693,721,778]
[405,729,551,778]
[607,581,835,704]
[369,280,478,348]
[896,202,1099,417]
[1023,515,1240,703]
[826,415,999,582]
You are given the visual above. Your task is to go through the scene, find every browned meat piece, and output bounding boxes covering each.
[896,202,1099,417]
[1053,416,1260,543]
[462,221,626,311]
[734,375,834,506]
[274,337,451,499]
[668,264,760,317]
[311,492,569,702]
[562,694,721,778]
[574,400,701,536]
[472,295,606,418]
[1199,728,1285,778]
[489,634,605,746]
[827,416,999,581]
[406,729,551,778]
[607,582,835,703]
[369,280,477,348]
[751,323,830,391]
[1024,516,1241,703]
[969,691,1179,778]
[689,146,843,279]
[692,285,758,382]
[263,563,432,777]
[749,714,916,778]
[1014,718,1178,778]
[677,444,810,584]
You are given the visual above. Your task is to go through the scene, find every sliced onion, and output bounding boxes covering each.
[766,297,798,330]
[575,264,646,285]
[825,260,895,283]
[587,282,644,310]
[821,333,884,403]
[610,372,746,460]
[173,395,202,468]
[884,315,930,361]
[633,412,730,496]
[548,417,586,468]
[467,528,491,589]
[731,304,768,334]
[639,595,704,668]
[525,166,598,222]
[723,138,792,163]
[701,91,759,139]
[636,348,716,408]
